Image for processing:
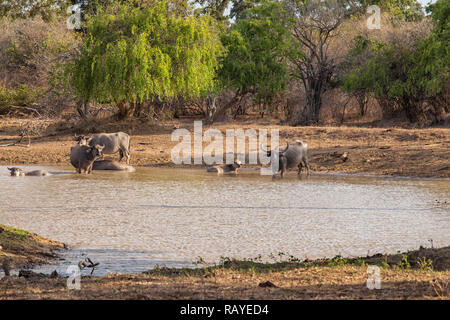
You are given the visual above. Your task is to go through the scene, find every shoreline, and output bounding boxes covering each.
[2,163,450,181]
[0,224,66,273]
[0,225,449,299]
[0,119,449,179]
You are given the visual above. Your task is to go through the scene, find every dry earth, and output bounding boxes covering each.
[0,224,449,300]
[0,117,449,178]
[0,224,65,270]
[0,245,449,300]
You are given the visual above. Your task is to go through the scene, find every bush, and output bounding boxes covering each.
[0,17,79,115]
[341,8,449,123]
[0,85,43,115]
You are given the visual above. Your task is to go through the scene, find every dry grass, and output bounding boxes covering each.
[0,259,448,300]
[1,223,449,300]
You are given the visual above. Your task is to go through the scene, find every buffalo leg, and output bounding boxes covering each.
[119,150,124,162]
[280,157,287,178]
[298,163,303,174]
[304,158,310,175]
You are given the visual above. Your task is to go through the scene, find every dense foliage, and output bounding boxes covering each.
[342,0,449,122]
[70,1,222,118]
[0,0,70,21]
[0,0,447,124]
[217,1,290,112]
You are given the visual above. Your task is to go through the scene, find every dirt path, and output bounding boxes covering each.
[0,118,449,178]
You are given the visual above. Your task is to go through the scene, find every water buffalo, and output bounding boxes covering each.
[260,140,310,178]
[8,167,49,176]
[70,144,104,174]
[85,132,131,164]
[207,161,241,174]
[73,134,89,146]
[92,160,135,172]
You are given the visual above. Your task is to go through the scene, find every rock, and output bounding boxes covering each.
[258,281,278,288]
[18,270,46,279]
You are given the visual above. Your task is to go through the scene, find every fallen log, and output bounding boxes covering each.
[0,133,30,147]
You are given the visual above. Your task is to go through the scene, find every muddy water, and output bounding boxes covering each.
[0,166,449,276]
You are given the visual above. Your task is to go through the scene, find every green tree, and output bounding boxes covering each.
[0,0,71,21]
[193,0,262,21]
[342,39,423,120]
[408,0,449,119]
[357,0,424,21]
[210,0,290,122]
[69,1,222,118]
[342,0,449,123]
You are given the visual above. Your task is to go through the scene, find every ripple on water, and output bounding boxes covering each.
[0,166,449,275]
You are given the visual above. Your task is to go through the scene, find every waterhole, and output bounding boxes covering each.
[1,166,448,276]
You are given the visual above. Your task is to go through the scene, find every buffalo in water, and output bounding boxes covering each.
[92,160,135,172]
[70,144,104,174]
[74,132,130,164]
[260,140,310,178]
[8,167,49,176]
[207,161,242,174]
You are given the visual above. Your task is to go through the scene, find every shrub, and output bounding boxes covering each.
[0,84,43,115]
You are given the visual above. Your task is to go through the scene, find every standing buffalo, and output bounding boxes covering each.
[70,144,104,174]
[207,161,242,174]
[8,167,49,176]
[85,132,131,164]
[260,140,310,178]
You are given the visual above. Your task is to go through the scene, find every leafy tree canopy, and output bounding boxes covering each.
[218,0,290,105]
[70,1,222,113]
[0,0,71,21]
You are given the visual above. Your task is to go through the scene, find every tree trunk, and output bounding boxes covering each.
[355,91,368,116]
[404,98,425,123]
[206,96,216,123]
[133,101,143,118]
[76,99,90,119]
[209,93,241,124]
[117,101,134,119]
[294,80,323,125]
